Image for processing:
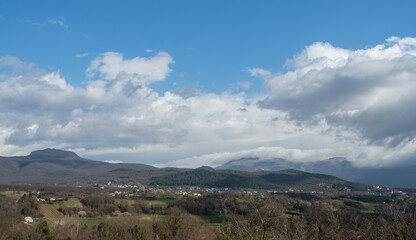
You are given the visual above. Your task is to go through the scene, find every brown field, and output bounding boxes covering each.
[40,204,64,221]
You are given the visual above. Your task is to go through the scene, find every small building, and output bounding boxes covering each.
[24,216,33,224]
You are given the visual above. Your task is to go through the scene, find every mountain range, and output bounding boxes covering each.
[216,157,416,187]
[151,168,368,191]
[1,148,416,188]
[0,148,173,184]
[0,148,368,191]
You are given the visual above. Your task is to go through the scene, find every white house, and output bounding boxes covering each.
[24,216,33,224]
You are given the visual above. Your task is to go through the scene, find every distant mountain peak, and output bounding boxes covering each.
[196,166,215,171]
[29,148,80,159]
[278,169,303,174]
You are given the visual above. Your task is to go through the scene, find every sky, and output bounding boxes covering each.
[1,1,416,168]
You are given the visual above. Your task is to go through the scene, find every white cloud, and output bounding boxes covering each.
[237,81,251,90]
[47,19,68,28]
[87,52,174,86]
[2,38,416,168]
[104,160,124,164]
[0,55,35,72]
[255,37,416,149]
[41,71,68,89]
[0,53,304,165]
[75,53,88,58]
[248,67,271,78]
[20,19,68,28]
[156,146,353,168]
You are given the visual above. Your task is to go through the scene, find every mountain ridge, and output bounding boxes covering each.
[0,148,158,184]
[2,148,416,188]
[216,157,416,187]
[0,149,367,191]
[150,168,368,191]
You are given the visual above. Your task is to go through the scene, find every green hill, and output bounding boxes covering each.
[150,169,276,189]
[150,169,369,191]
[260,169,367,191]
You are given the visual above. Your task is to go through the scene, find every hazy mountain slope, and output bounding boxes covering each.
[258,169,367,191]
[216,157,301,172]
[354,166,416,187]
[150,168,367,190]
[217,157,416,187]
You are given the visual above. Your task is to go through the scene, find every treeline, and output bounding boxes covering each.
[3,186,416,239]
[260,170,367,191]
[150,169,276,189]
[149,169,369,191]
[0,195,215,240]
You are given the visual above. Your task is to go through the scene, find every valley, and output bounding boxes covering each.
[0,149,414,239]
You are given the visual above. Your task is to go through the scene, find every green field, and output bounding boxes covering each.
[329,199,345,208]
[155,198,175,204]
[201,215,226,223]
[361,202,379,213]
[0,191,29,199]
[53,197,83,209]
[115,198,171,209]
[145,199,169,208]
[140,215,165,221]
[329,199,379,213]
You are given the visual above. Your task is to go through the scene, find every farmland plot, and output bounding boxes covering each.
[40,204,64,221]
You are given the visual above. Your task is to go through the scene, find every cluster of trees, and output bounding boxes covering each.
[58,193,171,218]
[150,169,369,192]
[172,192,272,216]
[2,186,416,239]
[1,205,216,240]
[150,169,275,189]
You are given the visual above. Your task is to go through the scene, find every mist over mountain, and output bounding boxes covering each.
[2,148,416,188]
[216,157,416,188]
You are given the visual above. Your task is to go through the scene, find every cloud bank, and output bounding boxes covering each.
[2,37,416,168]
[255,37,416,147]
[0,52,296,164]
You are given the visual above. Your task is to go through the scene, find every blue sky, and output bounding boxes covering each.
[2,1,415,93]
[1,1,416,167]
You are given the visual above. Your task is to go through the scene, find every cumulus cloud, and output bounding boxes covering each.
[0,53,301,164]
[41,71,68,89]
[2,38,416,168]
[87,52,174,86]
[254,37,416,149]
[0,60,187,151]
